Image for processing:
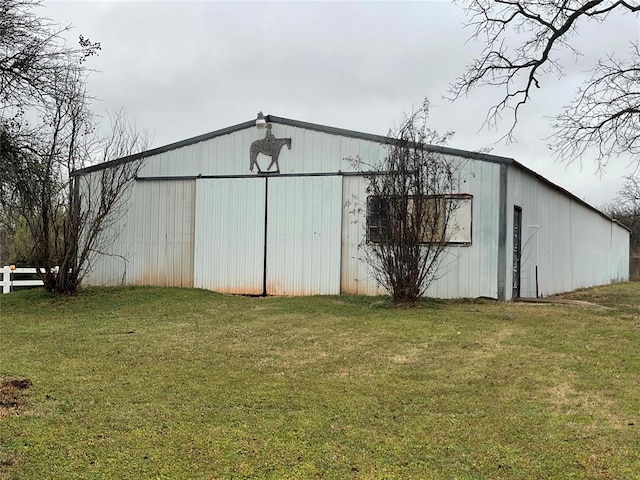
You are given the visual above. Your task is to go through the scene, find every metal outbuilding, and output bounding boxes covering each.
[74,114,630,300]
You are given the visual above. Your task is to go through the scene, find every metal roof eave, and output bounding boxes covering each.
[71,119,256,176]
[266,115,514,165]
[511,160,631,232]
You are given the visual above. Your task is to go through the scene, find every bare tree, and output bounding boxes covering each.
[449,0,640,170]
[1,88,146,293]
[604,174,640,254]
[350,101,462,304]
[0,0,145,293]
[0,0,99,118]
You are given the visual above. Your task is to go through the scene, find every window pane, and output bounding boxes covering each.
[447,196,472,244]
[366,194,472,245]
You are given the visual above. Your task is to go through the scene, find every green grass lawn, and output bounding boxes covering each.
[1,284,639,479]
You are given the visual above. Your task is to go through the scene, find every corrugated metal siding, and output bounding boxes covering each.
[84,178,196,287]
[193,178,266,294]
[341,159,501,298]
[341,175,388,296]
[611,223,630,281]
[506,166,629,299]
[266,176,342,295]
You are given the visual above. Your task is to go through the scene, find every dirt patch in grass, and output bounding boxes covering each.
[0,378,32,418]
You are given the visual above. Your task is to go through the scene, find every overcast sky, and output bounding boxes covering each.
[42,0,639,208]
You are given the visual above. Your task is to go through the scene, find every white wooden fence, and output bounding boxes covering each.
[1,265,58,293]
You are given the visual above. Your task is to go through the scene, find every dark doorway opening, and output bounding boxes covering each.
[512,206,522,298]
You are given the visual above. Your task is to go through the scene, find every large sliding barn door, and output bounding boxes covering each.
[194,176,342,296]
[194,178,265,295]
[266,176,342,295]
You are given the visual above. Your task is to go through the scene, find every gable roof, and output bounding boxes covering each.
[70,113,628,232]
[71,114,513,177]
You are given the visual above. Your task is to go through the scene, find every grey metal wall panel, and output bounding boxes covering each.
[266,176,342,295]
[506,166,629,299]
[193,178,265,294]
[84,179,196,287]
[341,159,501,298]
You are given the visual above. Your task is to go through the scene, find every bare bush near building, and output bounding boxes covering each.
[70,114,147,291]
[351,101,460,303]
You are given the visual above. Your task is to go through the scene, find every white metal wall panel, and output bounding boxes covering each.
[137,124,389,179]
[341,159,501,298]
[506,166,629,299]
[84,179,196,287]
[266,176,342,295]
[341,175,390,296]
[421,158,500,299]
[194,178,265,294]
[611,222,631,281]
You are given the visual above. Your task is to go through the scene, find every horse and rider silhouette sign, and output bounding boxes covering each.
[249,123,292,173]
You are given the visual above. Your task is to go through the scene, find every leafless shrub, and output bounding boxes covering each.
[350,101,462,303]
